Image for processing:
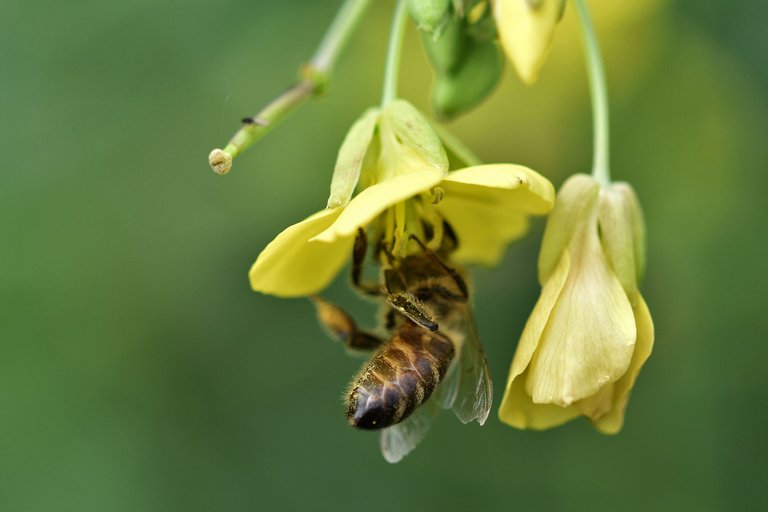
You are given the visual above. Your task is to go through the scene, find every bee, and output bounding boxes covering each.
[312,225,493,462]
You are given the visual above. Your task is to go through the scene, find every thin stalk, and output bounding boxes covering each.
[209,0,373,174]
[380,0,408,106]
[433,124,483,167]
[574,0,611,185]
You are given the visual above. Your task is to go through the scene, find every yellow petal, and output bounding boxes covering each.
[381,100,448,173]
[436,164,555,265]
[576,382,614,420]
[493,0,563,84]
[312,170,444,242]
[327,108,380,208]
[598,184,638,294]
[592,293,655,434]
[509,250,570,381]
[538,174,600,284]
[614,182,647,284]
[498,251,570,428]
[526,222,636,406]
[498,369,580,430]
[249,208,354,297]
[440,164,555,214]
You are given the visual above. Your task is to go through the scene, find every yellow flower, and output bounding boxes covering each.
[249,100,555,297]
[493,0,565,84]
[498,174,654,433]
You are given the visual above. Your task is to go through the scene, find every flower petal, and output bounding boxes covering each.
[381,100,448,173]
[327,108,380,208]
[436,164,555,265]
[592,293,655,434]
[614,182,647,285]
[249,208,354,297]
[498,369,580,430]
[313,170,444,242]
[493,0,563,84]
[526,223,636,406]
[598,184,638,294]
[440,164,555,214]
[498,251,570,428]
[538,174,600,284]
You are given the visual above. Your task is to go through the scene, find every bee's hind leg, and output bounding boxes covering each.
[310,296,384,351]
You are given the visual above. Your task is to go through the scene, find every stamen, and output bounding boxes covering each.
[392,201,407,255]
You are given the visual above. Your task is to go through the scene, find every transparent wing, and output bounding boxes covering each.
[379,397,441,464]
[449,309,493,425]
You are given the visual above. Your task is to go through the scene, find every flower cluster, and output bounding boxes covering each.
[210,0,656,460]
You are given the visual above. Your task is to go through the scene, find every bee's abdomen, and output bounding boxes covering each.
[346,323,455,430]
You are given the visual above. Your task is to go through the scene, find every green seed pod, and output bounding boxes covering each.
[431,41,504,120]
[407,0,451,33]
[421,12,468,74]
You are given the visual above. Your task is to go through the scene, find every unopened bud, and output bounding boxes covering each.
[431,41,503,119]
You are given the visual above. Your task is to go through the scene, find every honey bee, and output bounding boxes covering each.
[312,225,493,462]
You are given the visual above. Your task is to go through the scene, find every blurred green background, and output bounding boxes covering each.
[2,0,767,510]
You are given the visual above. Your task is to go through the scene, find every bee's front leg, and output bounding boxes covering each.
[385,292,439,332]
[310,296,384,351]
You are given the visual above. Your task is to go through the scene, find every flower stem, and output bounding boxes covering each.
[380,0,408,106]
[574,0,611,185]
[209,0,373,175]
[433,124,483,167]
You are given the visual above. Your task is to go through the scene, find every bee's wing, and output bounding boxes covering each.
[445,309,493,425]
[379,397,440,464]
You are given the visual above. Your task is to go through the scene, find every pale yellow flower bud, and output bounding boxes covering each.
[499,174,654,433]
[493,0,565,84]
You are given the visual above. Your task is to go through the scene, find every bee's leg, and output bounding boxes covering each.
[352,228,382,296]
[385,292,439,332]
[310,296,384,351]
[440,219,459,253]
[409,235,468,301]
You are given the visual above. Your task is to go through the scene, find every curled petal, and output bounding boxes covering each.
[499,369,580,430]
[599,184,638,294]
[498,252,570,427]
[538,174,600,283]
[526,224,636,406]
[591,293,655,434]
[249,208,354,297]
[327,108,380,208]
[441,164,555,214]
[313,170,444,242]
[381,100,449,173]
[437,164,555,265]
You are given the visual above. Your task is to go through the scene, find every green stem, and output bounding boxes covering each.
[433,124,483,167]
[380,0,408,106]
[209,0,373,175]
[311,0,373,71]
[574,0,611,185]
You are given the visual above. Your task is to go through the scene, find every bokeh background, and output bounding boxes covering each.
[2,0,767,510]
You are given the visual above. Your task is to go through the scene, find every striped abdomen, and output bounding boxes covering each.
[346,322,455,430]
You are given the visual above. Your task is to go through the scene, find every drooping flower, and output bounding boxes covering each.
[498,174,654,433]
[493,0,565,84]
[249,99,555,297]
